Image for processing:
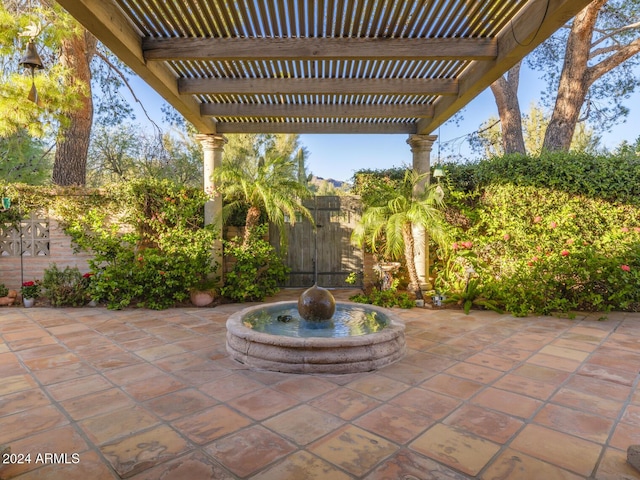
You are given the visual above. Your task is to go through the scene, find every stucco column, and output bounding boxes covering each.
[407,134,437,291]
[197,134,227,282]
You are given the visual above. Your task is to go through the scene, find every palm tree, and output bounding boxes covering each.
[213,153,313,246]
[352,170,447,295]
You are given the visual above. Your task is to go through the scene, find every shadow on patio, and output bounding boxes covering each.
[1,289,639,479]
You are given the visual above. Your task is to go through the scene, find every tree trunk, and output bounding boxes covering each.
[243,205,261,246]
[52,30,96,186]
[490,62,526,155]
[542,2,601,152]
[402,223,421,295]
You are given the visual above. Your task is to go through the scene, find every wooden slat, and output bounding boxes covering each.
[215,121,417,134]
[417,0,593,134]
[200,103,434,118]
[61,0,595,137]
[143,37,497,61]
[56,0,217,134]
[179,77,458,95]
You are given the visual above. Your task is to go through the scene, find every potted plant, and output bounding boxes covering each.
[21,280,41,307]
[189,276,218,307]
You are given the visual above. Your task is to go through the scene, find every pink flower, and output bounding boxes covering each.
[531,256,539,262]
[503,234,510,241]
[566,238,574,245]
[462,241,473,249]
[634,227,640,233]
[560,249,570,257]
[533,216,542,223]
[621,227,630,233]
[621,265,631,272]
[452,242,459,250]
[549,221,557,229]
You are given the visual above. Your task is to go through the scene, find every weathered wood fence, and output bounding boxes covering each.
[270,196,365,288]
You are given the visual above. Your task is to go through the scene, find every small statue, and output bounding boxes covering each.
[0,290,18,306]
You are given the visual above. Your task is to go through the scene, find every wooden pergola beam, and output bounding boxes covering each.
[417,0,594,134]
[214,122,416,134]
[55,0,217,134]
[181,78,458,95]
[143,37,497,61]
[201,103,434,118]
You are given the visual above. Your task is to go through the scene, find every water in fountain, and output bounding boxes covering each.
[226,284,406,373]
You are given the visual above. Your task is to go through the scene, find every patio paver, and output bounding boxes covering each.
[1,289,640,479]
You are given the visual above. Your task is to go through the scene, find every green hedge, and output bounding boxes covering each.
[436,151,640,315]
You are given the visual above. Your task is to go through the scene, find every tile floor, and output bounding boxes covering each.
[1,289,639,479]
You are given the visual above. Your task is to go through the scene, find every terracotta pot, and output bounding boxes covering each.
[190,290,215,307]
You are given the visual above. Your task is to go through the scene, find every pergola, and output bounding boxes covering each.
[55,0,593,286]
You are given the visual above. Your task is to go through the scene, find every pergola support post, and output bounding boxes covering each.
[197,134,227,284]
[407,134,438,292]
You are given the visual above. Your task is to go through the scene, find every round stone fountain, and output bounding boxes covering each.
[226,285,406,374]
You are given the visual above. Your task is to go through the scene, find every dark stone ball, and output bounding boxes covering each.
[297,284,336,321]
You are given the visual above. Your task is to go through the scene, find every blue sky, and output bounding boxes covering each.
[130,65,640,183]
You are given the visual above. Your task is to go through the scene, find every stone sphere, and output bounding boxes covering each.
[297,284,336,321]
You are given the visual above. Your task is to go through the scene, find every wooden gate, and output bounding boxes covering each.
[270,196,363,287]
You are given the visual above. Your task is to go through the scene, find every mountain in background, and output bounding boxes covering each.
[308,175,351,195]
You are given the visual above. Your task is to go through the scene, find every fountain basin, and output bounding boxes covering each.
[226,301,406,374]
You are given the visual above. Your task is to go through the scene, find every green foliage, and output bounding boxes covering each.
[0,284,8,297]
[438,151,640,315]
[349,287,415,309]
[214,146,313,244]
[351,166,408,208]
[0,130,51,184]
[0,2,85,138]
[65,178,219,310]
[42,264,88,307]
[20,280,41,299]
[221,225,289,302]
[443,279,504,315]
[474,150,640,205]
[87,125,203,187]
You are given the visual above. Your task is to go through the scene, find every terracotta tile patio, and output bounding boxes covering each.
[1,289,640,479]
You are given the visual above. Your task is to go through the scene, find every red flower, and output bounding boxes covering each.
[560,249,570,256]
[22,281,34,287]
[83,273,94,278]
[461,241,473,249]
[621,265,631,272]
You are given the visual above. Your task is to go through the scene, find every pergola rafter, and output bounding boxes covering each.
[142,37,498,61]
[55,0,593,135]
